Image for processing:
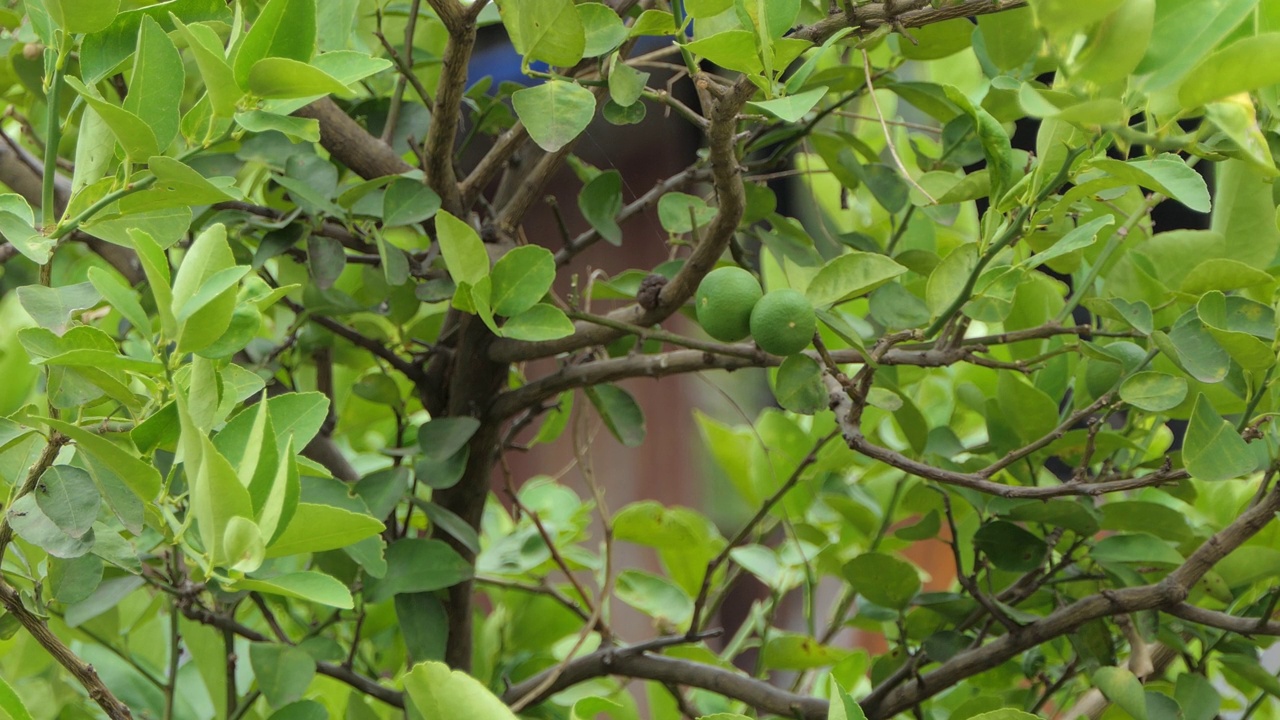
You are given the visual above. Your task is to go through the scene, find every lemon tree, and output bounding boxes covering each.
[0,1,1279,720]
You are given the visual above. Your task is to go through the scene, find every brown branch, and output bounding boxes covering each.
[460,124,530,210]
[176,601,404,708]
[294,99,415,180]
[212,201,376,253]
[1163,603,1280,637]
[500,637,811,716]
[867,485,1280,719]
[488,326,1104,421]
[420,0,473,214]
[281,298,424,383]
[0,580,133,719]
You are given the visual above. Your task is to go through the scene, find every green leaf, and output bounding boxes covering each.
[382,178,441,227]
[829,680,868,720]
[1175,673,1221,720]
[1220,654,1280,698]
[842,552,920,609]
[1210,159,1280,269]
[926,244,978,316]
[35,465,100,539]
[1094,667,1148,720]
[1180,258,1272,295]
[762,634,851,671]
[66,78,160,161]
[265,503,384,558]
[579,3,627,57]
[501,304,575,341]
[629,9,676,36]
[232,0,316,88]
[1136,0,1256,91]
[1028,0,1123,32]
[1180,33,1280,108]
[72,108,114,194]
[367,539,473,603]
[124,15,184,151]
[585,384,645,447]
[233,571,353,609]
[247,57,350,99]
[170,223,239,353]
[615,569,693,625]
[16,282,101,335]
[579,170,623,245]
[1183,393,1257,481]
[748,86,827,123]
[172,17,241,118]
[974,521,1047,571]
[519,0,585,67]
[1092,156,1211,214]
[40,417,161,500]
[944,87,1014,201]
[0,194,53,264]
[1024,215,1114,269]
[512,80,597,153]
[249,644,316,708]
[122,156,236,213]
[191,433,255,567]
[1119,372,1187,412]
[80,1,232,84]
[607,61,648,107]
[0,669,34,720]
[490,245,556,317]
[404,662,519,720]
[896,17,975,59]
[968,711,1040,720]
[435,211,489,286]
[235,111,320,141]
[47,553,103,604]
[87,267,150,333]
[396,593,448,664]
[806,252,908,308]
[418,417,481,462]
[657,192,717,233]
[47,0,120,34]
[772,354,826,415]
[685,31,763,74]
[6,495,94,558]
[1092,533,1184,566]
[1154,313,1231,384]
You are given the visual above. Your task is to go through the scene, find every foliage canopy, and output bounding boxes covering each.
[2,1,1280,720]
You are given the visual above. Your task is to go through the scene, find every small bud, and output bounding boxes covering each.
[636,274,667,310]
[22,43,42,61]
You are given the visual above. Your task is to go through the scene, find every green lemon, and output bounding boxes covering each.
[750,289,816,356]
[695,267,763,342]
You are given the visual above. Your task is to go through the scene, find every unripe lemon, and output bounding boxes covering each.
[750,289,816,356]
[695,267,763,342]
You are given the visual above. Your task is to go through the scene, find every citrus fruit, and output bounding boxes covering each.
[695,267,763,342]
[750,289,816,356]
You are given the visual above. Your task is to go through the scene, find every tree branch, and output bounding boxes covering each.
[488,75,748,362]
[175,600,404,708]
[421,0,473,214]
[0,580,134,720]
[1164,603,1280,637]
[294,98,415,180]
[502,648,826,719]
